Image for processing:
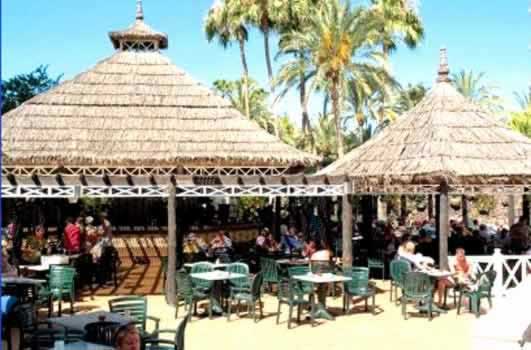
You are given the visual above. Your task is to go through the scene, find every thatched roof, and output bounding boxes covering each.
[2,2,318,169]
[320,49,531,188]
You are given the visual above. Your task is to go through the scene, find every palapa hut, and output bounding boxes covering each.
[320,48,531,268]
[1,0,318,302]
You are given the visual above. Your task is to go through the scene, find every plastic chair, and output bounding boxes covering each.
[287,266,313,295]
[367,249,385,280]
[84,321,120,346]
[457,270,496,318]
[389,259,411,303]
[40,265,76,316]
[108,296,160,338]
[226,262,251,291]
[276,279,314,329]
[259,258,280,292]
[143,315,189,350]
[227,272,263,322]
[189,262,214,292]
[401,272,434,321]
[175,271,210,320]
[343,267,376,314]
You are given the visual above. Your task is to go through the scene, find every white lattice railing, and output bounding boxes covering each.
[449,249,531,296]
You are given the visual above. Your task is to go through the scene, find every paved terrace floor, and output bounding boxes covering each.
[72,235,475,350]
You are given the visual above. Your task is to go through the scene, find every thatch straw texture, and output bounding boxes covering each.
[320,81,531,186]
[2,51,318,168]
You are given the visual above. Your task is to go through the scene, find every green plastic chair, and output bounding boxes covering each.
[276,279,314,329]
[401,272,434,321]
[457,270,496,318]
[389,259,411,303]
[190,262,214,292]
[227,262,251,291]
[368,249,385,280]
[260,258,280,292]
[287,266,313,295]
[144,315,190,350]
[108,296,160,338]
[343,267,376,314]
[175,270,210,320]
[39,265,76,317]
[227,272,264,322]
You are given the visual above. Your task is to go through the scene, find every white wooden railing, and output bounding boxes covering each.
[449,249,531,296]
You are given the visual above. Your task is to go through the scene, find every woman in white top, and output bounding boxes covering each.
[311,240,332,262]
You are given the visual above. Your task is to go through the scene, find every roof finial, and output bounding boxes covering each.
[437,47,450,83]
[136,0,144,21]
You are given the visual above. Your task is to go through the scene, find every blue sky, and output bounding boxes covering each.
[2,0,530,123]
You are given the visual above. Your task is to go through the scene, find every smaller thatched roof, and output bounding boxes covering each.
[109,0,168,49]
[320,49,531,188]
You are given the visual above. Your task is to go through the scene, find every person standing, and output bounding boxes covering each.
[63,217,81,254]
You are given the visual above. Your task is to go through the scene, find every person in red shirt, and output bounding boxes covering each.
[64,217,81,254]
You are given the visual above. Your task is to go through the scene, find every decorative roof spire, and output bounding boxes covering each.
[136,0,144,21]
[437,47,450,83]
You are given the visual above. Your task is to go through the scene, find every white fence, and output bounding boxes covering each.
[449,249,531,296]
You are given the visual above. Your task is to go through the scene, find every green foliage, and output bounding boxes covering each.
[236,197,267,221]
[509,109,531,138]
[79,197,110,214]
[2,65,62,113]
[475,195,496,213]
[451,70,503,113]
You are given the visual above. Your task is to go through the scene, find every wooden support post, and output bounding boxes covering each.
[507,195,516,226]
[523,189,530,223]
[461,195,468,228]
[438,183,450,270]
[400,195,407,222]
[273,197,282,240]
[166,182,177,306]
[427,195,434,219]
[341,180,353,269]
[377,196,387,221]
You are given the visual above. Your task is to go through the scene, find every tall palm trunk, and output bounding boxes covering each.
[261,18,279,137]
[298,53,314,152]
[239,39,250,119]
[331,78,345,157]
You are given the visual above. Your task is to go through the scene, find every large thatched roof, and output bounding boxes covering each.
[2,2,318,169]
[320,49,531,188]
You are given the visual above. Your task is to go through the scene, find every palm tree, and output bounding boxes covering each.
[451,70,503,112]
[514,87,531,110]
[288,1,388,157]
[392,83,427,115]
[213,78,275,132]
[508,110,531,138]
[205,1,251,118]
[369,0,424,61]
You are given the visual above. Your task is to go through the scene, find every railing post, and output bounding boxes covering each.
[492,248,504,297]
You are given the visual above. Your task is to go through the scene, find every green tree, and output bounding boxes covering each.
[514,87,531,110]
[369,0,424,60]
[205,1,251,118]
[509,108,531,138]
[287,1,388,157]
[451,70,503,112]
[1,65,62,114]
[213,78,274,132]
[392,82,427,115]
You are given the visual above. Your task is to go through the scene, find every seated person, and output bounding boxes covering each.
[210,231,232,262]
[183,233,202,254]
[114,323,141,350]
[435,247,476,306]
[397,241,434,270]
[21,225,48,264]
[265,233,280,252]
[280,225,303,254]
[2,247,17,276]
[255,229,268,251]
[302,239,317,258]
[311,240,332,262]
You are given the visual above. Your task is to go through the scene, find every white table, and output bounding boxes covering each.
[49,311,132,332]
[190,270,245,281]
[185,262,229,269]
[49,341,113,350]
[190,271,246,315]
[19,264,50,272]
[293,273,351,320]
